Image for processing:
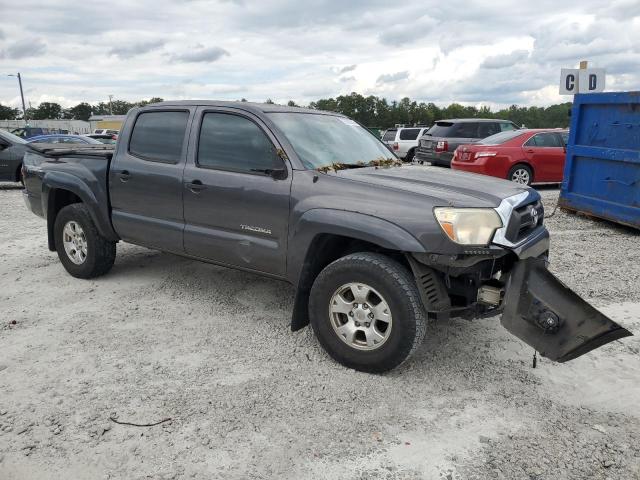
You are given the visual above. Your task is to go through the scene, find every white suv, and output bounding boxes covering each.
[381,126,430,162]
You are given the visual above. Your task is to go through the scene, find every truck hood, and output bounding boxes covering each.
[335,164,532,207]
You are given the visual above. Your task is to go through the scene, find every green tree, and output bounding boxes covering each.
[92,99,135,115]
[0,103,20,120]
[65,102,93,121]
[28,102,63,120]
[137,97,164,107]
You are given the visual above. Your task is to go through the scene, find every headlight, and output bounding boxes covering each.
[434,207,503,245]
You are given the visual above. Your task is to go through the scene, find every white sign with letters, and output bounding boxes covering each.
[578,68,605,93]
[559,68,606,95]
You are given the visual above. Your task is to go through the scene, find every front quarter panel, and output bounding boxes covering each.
[286,170,431,284]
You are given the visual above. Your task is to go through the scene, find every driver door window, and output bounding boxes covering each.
[198,113,282,174]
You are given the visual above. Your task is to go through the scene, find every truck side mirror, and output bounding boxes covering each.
[270,167,288,180]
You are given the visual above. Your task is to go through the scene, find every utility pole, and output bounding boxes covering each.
[8,73,28,123]
[108,95,114,115]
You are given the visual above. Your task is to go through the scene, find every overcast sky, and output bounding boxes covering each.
[0,0,639,110]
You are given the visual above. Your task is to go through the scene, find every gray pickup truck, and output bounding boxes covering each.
[21,101,630,373]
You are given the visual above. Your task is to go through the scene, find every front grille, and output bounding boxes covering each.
[504,200,544,243]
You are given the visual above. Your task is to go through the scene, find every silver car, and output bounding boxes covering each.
[381,126,430,162]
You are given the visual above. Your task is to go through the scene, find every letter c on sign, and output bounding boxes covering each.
[589,74,597,90]
[566,74,575,92]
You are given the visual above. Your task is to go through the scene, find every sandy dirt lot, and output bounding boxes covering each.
[1,183,639,480]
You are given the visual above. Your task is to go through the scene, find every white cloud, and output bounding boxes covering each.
[0,0,638,109]
[168,46,230,63]
[1,38,47,59]
[376,71,409,85]
[109,40,165,59]
[481,50,530,69]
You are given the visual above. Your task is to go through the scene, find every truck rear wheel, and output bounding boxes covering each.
[309,252,426,373]
[54,203,116,279]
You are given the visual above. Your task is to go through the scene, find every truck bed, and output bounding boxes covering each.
[26,143,115,158]
[22,145,116,245]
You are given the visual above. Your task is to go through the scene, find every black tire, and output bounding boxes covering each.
[17,164,24,187]
[405,149,415,163]
[507,164,533,186]
[54,203,116,279]
[309,252,427,373]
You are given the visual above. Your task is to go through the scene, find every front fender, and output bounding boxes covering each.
[287,208,426,285]
[43,171,118,249]
[287,209,426,331]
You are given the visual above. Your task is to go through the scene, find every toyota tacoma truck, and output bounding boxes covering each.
[21,101,631,373]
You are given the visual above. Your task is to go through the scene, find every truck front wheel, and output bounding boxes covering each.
[309,252,427,373]
[54,204,116,279]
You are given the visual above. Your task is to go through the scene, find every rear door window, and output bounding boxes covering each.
[382,129,397,141]
[399,128,421,140]
[477,122,500,138]
[451,122,480,138]
[525,132,563,147]
[559,132,569,145]
[500,122,517,132]
[129,111,189,163]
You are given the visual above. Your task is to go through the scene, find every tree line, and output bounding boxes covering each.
[0,92,572,128]
[0,97,165,122]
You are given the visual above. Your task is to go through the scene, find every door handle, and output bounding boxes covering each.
[118,170,131,182]
[186,180,206,193]
[525,149,535,153]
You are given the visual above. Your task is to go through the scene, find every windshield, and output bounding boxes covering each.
[267,113,395,169]
[0,129,27,145]
[479,130,527,145]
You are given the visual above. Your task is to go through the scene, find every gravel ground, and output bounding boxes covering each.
[0,183,639,480]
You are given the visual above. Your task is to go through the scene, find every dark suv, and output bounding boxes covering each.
[415,119,519,167]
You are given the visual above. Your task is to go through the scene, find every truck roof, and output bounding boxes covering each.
[151,100,341,116]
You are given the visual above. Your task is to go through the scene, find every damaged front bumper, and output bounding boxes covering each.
[501,257,632,362]
[410,226,632,362]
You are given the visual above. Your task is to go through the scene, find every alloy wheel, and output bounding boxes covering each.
[62,221,88,265]
[328,282,393,351]
[511,168,530,185]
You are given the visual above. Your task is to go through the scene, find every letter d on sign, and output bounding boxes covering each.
[578,69,605,93]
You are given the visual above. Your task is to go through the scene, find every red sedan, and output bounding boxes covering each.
[451,129,568,185]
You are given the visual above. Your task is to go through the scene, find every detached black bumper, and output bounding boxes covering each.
[501,257,632,362]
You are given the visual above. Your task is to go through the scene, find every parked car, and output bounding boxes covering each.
[451,129,569,186]
[382,126,430,162]
[93,129,119,135]
[11,127,46,138]
[415,119,520,167]
[21,101,630,372]
[86,134,118,144]
[27,134,103,145]
[0,129,28,183]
